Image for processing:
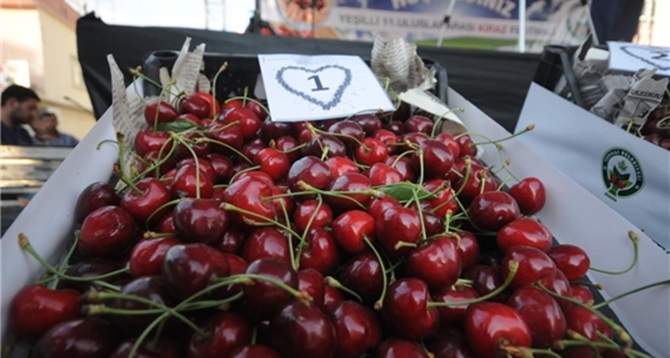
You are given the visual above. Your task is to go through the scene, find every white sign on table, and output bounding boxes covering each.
[258,54,395,122]
[608,41,670,77]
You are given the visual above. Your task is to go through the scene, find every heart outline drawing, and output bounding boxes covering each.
[620,45,670,71]
[276,65,352,110]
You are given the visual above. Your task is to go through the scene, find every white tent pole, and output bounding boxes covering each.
[437,0,458,47]
[518,0,526,53]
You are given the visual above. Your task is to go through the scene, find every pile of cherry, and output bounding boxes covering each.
[9,88,647,358]
[641,98,670,151]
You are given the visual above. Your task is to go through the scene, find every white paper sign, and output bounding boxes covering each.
[516,83,670,251]
[258,54,395,122]
[608,41,670,77]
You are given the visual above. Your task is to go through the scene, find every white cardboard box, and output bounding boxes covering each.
[1,87,668,357]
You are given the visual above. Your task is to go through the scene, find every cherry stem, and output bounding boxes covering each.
[294,195,324,270]
[211,62,228,117]
[276,198,297,271]
[128,66,177,96]
[429,107,464,139]
[536,283,632,345]
[589,230,639,275]
[220,203,301,242]
[453,157,472,198]
[593,279,670,310]
[478,169,488,195]
[270,141,307,154]
[298,180,380,210]
[412,190,428,242]
[114,134,143,195]
[500,345,560,358]
[324,276,363,303]
[145,198,181,225]
[469,124,535,146]
[363,237,389,311]
[48,230,80,289]
[428,260,519,307]
[171,134,203,199]
[18,233,130,283]
[307,123,370,150]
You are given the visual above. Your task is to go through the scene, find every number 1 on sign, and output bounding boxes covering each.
[308,75,329,92]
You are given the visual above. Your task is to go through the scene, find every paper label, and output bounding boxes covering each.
[258,54,395,122]
[608,42,670,77]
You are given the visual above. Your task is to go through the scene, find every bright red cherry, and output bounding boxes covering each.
[465,302,531,357]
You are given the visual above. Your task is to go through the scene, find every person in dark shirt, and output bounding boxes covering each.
[30,110,79,147]
[1,85,40,146]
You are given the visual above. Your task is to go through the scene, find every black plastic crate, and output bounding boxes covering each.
[142,50,449,105]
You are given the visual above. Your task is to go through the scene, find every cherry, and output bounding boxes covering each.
[229,344,282,358]
[140,150,176,176]
[375,338,430,358]
[468,191,521,231]
[328,120,365,149]
[325,172,372,212]
[372,128,399,154]
[129,237,181,278]
[287,156,333,194]
[462,265,507,302]
[60,258,128,292]
[351,114,382,135]
[432,285,480,327]
[110,276,175,334]
[171,163,214,199]
[222,253,249,298]
[215,229,246,254]
[208,120,244,152]
[569,284,594,305]
[187,311,252,358]
[254,147,290,180]
[508,177,546,215]
[325,156,360,178]
[154,211,177,234]
[205,153,233,183]
[455,134,477,158]
[464,302,531,357]
[273,135,301,162]
[220,107,261,139]
[367,163,403,186]
[174,133,211,160]
[381,278,440,340]
[332,209,376,254]
[260,118,292,141]
[177,157,216,183]
[110,336,181,358]
[507,286,566,348]
[435,132,461,159]
[422,179,458,218]
[564,305,613,345]
[400,132,429,152]
[548,244,591,281]
[162,243,229,299]
[298,268,325,308]
[75,182,120,223]
[384,155,417,182]
[173,198,228,245]
[144,98,178,126]
[502,246,557,289]
[120,177,171,223]
[538,269,573,309]
[303,134,347,158]
[223,175,276,226]
[241,227,291,264]
[339,251,384,304]
[31,318,119,358]
[181,92,214,119]
[299,227,340,275]
[405,237,462,292]
[425,327,476,358]
[355,137,389,166]
[375,205,422,258]
[329,300,382,358]
[412,139,455,179]
[367,195,401,220]
[241,258,299,321]
[269,300,336,358]
[497,217,553,253]
[454,168,500,204]
[323,284,344,312]
[293,199,333,234]
[455,231,481,269]
[241,138,266,163]
[134,129,173,158]
[405,115,434,134]
[10,284,81,339]
[79,205,137,258]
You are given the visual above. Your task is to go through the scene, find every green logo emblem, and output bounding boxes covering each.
[602,148,644,199]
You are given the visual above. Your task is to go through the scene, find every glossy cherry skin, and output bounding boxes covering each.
[435,132,461,159]
[509,177,546,215]
[507,286,566,348]
[502,245,557,289]
[129,237,181,278]
[208,120,244,153]
[548,244,591,281]
[432,285,480,327]
[298,268,325,308]
[328,120,365,149]
[144,98,179,126]
[79,205,137,258]
[288,156,333,194]
[538,269,573,310]
[181,93,213,119]
[120,177,171,223]
[254,147,290,180]
[161,243,230,299]
[171,163,214,199]
[564,305,613,344]
[382,278,440,340]
[328,300,382,358]
[454,168,500,204]
[304,134,347,159]
[59,258,128,292]
[339,251,384,304]
[372,128,399,154]
[385,155,417,182]
[134,129,172,157]
[421,179,458,218]
[468,191,521,231]
[462,265,507,302]
[10,284,81,340]
[325,156,360,178]
[375,205,422,258]
[269,300,337,358]
[75,182,121,223]
[221,107,262,139]
[293,199,333,234]
[187,311,252,358]
[110,276,175,334]
[405,237,462,292]
[465,302,531,358]
[367,163,403,186]
[229,344,282,358]
[456,134,477,158]
[497,217,553,253]
[299,228,340,275]
[425,327,476,358]
[455,231,481,269]
[351,114,382,135]
[332,209,376,254]
[31,318,119,358]
[241,227,291,264]
[242,258,299,321]
[355,137,389,166]
[325,172,372,212]
[413,139,455,179]
[110,336,181,358]
[173,198,228,245]
[375,338,430,358]
[223,175,276,226]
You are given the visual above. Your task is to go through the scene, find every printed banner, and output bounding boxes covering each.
[260,0,590,51]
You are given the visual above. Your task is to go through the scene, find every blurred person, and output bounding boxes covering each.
[591,0,644,42]
[1,84,40,146]
[30,110,79,147]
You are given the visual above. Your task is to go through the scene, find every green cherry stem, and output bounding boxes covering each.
[324,276,363,303]
[500,345,562,358]
[171,134,202,199]
[364,237,388,311]
[198,137,253,165]
[453,157,472,198]
[428,261,519,308]
[589,231,639,275]
[467,124,535,146]
[49,231,81,289]
[412,189,428,242]
[220,203,301,241]
[145,198,181,225]
[429,107,465,139]
[211,62,228,117]
[294,195,324,270]
[592,279,670,310]
[277,197,298,271]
